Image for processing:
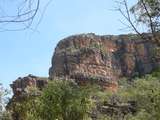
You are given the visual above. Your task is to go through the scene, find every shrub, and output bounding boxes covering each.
[37,80,95,120]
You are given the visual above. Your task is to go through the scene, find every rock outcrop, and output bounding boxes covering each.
[9,33,160,93]
[10,74,48,98]
[9,33,160,94]
[8,75,48,120]
[49,33,160,90]
[8,33,160,120]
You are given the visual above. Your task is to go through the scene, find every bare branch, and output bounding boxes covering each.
[0,0,41,31]
[117,0,160,46]
[141,0,160,45]
[0,0,40,23]
[117,0,143,38]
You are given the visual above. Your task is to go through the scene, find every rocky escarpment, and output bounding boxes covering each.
[10,74,48,99]
[49,33,160,90]
[8,75,48,120]
[9,33,160,93]
[8,33,160,120]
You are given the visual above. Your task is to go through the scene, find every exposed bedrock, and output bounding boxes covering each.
[49,33,160,90]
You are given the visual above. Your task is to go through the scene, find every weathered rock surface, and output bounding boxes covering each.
[49,33,160,90]
[10,74,48,97]
[8,75,48,120]
[8,33,160,120]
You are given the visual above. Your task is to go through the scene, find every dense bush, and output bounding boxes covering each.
[7,70,160,120]
[37,80,95,120]
[100,71,160,120]
[9,80,97,120]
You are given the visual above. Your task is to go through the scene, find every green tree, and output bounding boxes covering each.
[99,71,160,120]
[131,0,160,46]
[8,86,41,120]
[117,0,160,46]
[37,80,94,120]
[128,75,160,120]
[130,0,160,32]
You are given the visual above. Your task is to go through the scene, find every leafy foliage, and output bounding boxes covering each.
[9,80,96,120]
[7,70,160,120]
[8,86,41,120]
[100,70,160,120]
[130,0,160,31]
[38,80,94,120]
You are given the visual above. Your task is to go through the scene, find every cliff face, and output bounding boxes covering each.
[8,75,48,120]
[8,33,160,120]
[10,74,48,98]
[9,33,160,93]
[49,33,160,89]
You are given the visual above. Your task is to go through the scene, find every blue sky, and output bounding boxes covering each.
[0,0,136,88]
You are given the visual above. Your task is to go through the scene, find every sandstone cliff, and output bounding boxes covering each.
[10,74,48,99]
[8,33,160,120]
[49,33,160,89]
[10,33,160,93]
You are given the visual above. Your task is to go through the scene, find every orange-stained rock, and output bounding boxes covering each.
[49,33,160,91]
[10,74,48,96]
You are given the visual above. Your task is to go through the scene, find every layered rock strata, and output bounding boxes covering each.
[49,33,160,89]
[10,74,48,98]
